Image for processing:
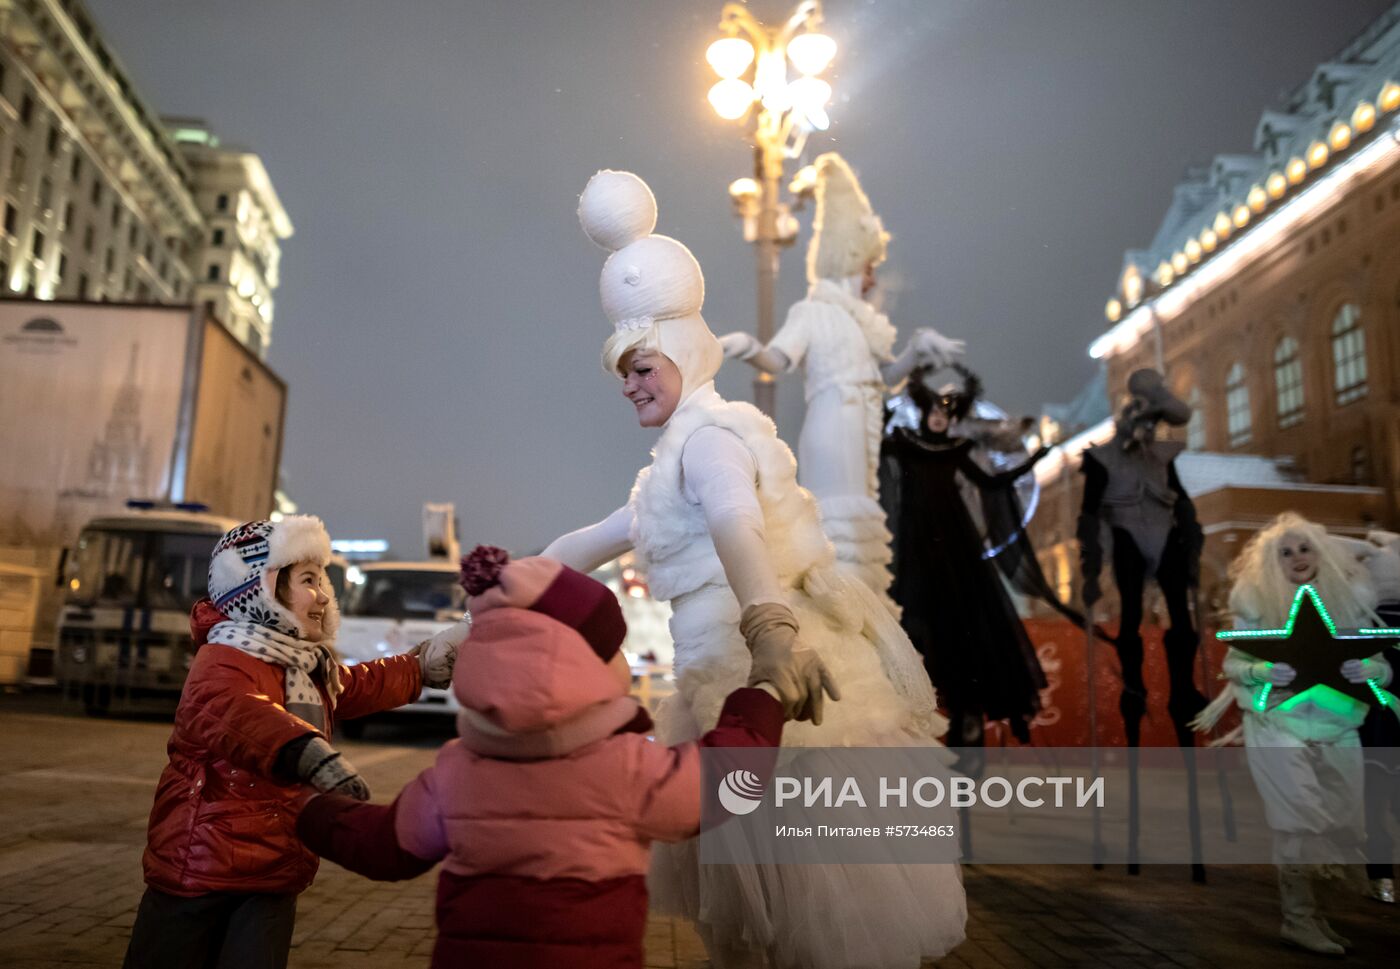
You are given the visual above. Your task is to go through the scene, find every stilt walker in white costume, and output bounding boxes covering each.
[1194,512,1395,956]
[545,169,966,969]
[718,152,963,600]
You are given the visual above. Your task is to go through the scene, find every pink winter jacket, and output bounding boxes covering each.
[299,604,783,969]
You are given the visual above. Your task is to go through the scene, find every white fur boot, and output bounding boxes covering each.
[1278,865,1345,956]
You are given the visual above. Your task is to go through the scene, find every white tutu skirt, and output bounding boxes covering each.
[650,574,968,968]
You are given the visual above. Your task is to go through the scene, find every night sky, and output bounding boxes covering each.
[96,0,1394,555]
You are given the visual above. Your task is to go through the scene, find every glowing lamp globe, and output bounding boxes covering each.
[708,78,755,120]
[706,37,755,79]
[1286,157,1308,185]
[1247,185,1267,213]
[1307,140,1329,170]
[1171,252,1188,275]
[1380,81,1400,113]
[1232,205,1250,229]
[1266,171,1287,199]
[787,32,836,75]
[1352,101,1377,133]
[1328,122,1351,152]
[1105,298,1122,322]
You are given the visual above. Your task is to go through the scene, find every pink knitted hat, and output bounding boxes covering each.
[460,546,626,657]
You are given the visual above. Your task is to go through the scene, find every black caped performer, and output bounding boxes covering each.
[1078,368,1207,747]
[884,365,1049,746]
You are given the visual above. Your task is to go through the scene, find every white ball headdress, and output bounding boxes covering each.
[578,171,720,389]
[807,152,890,285]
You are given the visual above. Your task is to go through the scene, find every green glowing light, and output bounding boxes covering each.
[1218,585,1397,642]
[1254,682,1273,711]
[1369,679,1393,708]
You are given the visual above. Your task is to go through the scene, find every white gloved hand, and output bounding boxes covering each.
[1251,661,1296,687]
[411,618,470,689]
[1341,657,1391,685]
[911,328,965,369]
[719,331,762,361]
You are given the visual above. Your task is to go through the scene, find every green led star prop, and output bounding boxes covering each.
[1217,584,1397,709]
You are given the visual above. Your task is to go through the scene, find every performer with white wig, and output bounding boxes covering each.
[718,153,963,599]
[1195,512,1394,955]
[542,169,966,969]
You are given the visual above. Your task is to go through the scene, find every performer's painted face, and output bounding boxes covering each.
[620,348,683,428]
[274,561,331,642]
[925,406,950,433]
[1276,532,1319,585]
[861,261,878,299]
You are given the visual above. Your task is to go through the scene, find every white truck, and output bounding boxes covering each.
[334,559,467,736]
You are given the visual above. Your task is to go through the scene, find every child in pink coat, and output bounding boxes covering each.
[296,547,784,968]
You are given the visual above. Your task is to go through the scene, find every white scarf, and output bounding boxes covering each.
[807,277,898,362]
[207,620,343,731]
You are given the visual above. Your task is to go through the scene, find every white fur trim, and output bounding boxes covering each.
[265,515,332,571]
[807,153,889,284]
[209,547,252,598]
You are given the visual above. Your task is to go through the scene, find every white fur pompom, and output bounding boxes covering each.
[579,170,657,251]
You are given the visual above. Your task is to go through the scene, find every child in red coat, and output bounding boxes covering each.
[296,547,785,969]
[123,516,467,969]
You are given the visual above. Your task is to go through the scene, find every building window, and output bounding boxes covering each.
[31,229,45,259]
[1273,336,1304,428]
[216,193,229,212]
[111,202,121,228]
[77,273,88,300]
[46,125,59,156]
[38,176,51,211]
[70,154,81,183]
[10,145,26,184]
[211,228,224,246]
[1331,303,1367,405]
[62,202,73,231]
[82,224,94,253]
[104,248,114,272]
[0,260,9,290]
[1352,445,1371,484]
[1186,387,1205,451]
[90,180,102,205]
[57,252,67,283]
[2,201,15,237]
[1226,362,1251,448]
[207,264,220,282]
[19,92,33,126]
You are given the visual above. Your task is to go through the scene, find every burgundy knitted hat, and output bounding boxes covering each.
[461,546,626,657]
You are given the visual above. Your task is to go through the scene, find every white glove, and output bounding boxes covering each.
[1250,661,1296,687]
[911,328,965,369]
[411,618,470,689]
[1342,657,1392,685]
[719,331,762,361]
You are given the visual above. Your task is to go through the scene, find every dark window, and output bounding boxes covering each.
[57,252,67,282]
[207,263,220,282]
[77,273,88,299]
[82,224,94,253]
[0,62,7,96]
[3,202,15,236]
[211,228,224,246]
[38,176,51,211]
[10,145,26,183]
[129,224,138,247]
[31,229,45,258]
[90,180,101,205]
[111,202,120,228]
[62,201,73,230]
[0,260,9,289]
[70,153,81,183]
[19,92,33,126]
[46,125,58,155]
[216,193,229,211]
[104,248,114,272]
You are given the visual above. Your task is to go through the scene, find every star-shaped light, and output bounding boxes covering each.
[1217,584,1397,710]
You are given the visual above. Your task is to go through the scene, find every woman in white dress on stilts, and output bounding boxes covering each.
[541,169,966,969]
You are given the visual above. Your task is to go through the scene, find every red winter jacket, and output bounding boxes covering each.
[141,600,423,897]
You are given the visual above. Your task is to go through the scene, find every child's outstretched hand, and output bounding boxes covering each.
[411,619,470,689]
[297,736,371,801]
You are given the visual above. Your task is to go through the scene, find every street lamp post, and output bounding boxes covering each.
[706,1,836,415]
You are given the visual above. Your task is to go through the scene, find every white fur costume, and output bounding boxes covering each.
[721,154,962,602]
[546,170,966,968]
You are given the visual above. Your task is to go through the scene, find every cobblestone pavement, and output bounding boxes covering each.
[0,694,1394,968]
